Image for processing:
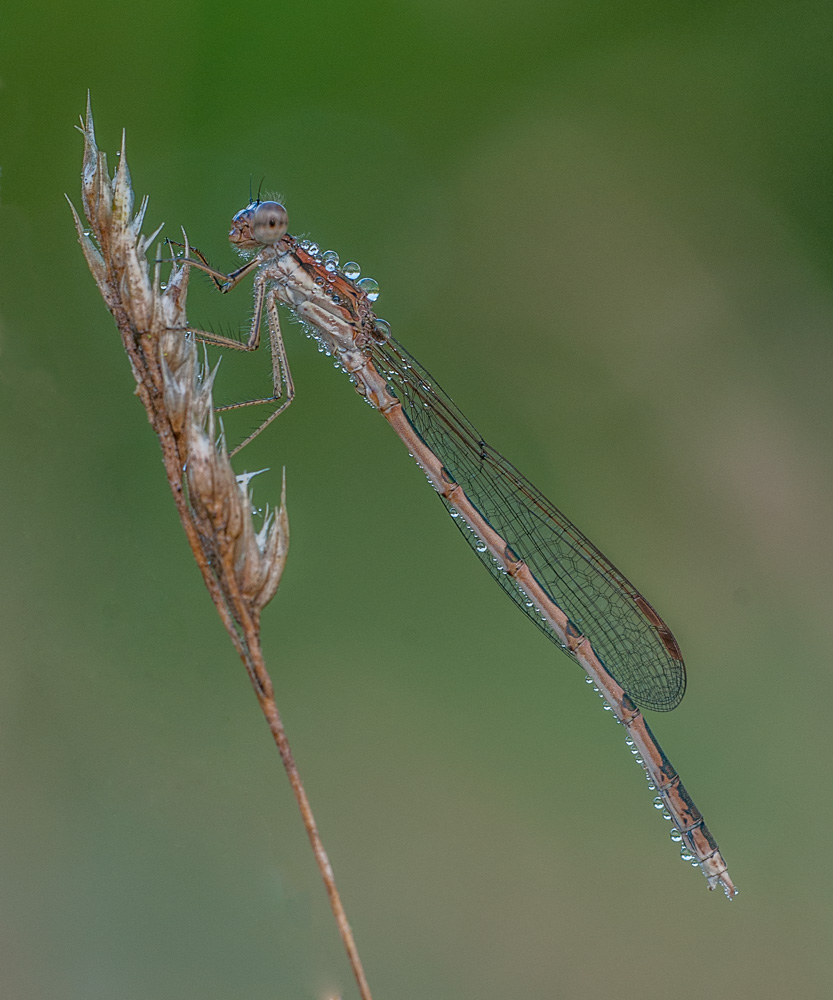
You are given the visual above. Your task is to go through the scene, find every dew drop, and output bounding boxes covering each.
[308,242,320,255]
[652,796,664,810]
[322,250,339,265]
[372,318,392,343]
[475,542,487,553]
[680,846,695,862]
[669,828,683,843]
[357,276,380,301]
[449,509,459,518]
[343,261,361,280]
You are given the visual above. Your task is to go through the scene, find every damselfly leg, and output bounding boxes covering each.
[166,241,295,455]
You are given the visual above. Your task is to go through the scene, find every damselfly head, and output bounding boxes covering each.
[229,201,288,249]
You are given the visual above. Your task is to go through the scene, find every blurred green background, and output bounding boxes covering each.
[1,2,832,997]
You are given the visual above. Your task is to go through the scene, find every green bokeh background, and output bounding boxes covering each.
[2,2,831,997]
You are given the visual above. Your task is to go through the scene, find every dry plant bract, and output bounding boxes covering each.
[68,97,374,1000]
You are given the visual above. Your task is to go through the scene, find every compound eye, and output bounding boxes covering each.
[251,201,288,244]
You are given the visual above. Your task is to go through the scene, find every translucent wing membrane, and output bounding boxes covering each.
[372,337,686,712]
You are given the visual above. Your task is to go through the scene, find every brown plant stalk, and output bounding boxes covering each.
[68,97,373,1000]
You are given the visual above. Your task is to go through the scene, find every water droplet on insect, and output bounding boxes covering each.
[680,847,695,862]
[315,276,325,286]
[357,276,380,301]
[653,796,664,810]
[625,737,634,746]
[300,240,311,249]
[343,261,361,280]
[372,318,391,343]
[662,810,671,821]
[603,704,611,711]
[449,508,459,518]
[669,828,683,843]
[475,542,487,553]
[526,600,534,608]
[634,757,643,764]
[308,242,320,255]
[322,250,339,265]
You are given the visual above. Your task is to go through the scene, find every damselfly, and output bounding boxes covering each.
[173,199,736,898]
